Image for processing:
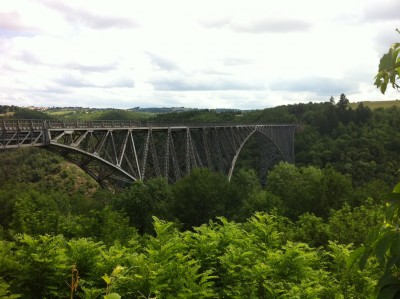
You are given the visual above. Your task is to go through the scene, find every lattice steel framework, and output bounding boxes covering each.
[0,120,297,189]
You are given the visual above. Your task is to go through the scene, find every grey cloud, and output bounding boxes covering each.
[56,74,134,88]
[363,0,400,22]
[0,11,38,34]
[201,17,312,33]
[223,58,252,66]
[147,52,178,71]
[111,77,135,88]
[231,19,312,33]
[64,62,118,73]
[201,69,232,76]
[39,0,138,29]
[0,11,25,31]
[27,85,72,95]
[269,76,359,96]
[41,86,71,94]
[199,17,231,28]
[151,77,264,91]
[17,51,42,65]
[373,28,400,54]
[55,74,95,88]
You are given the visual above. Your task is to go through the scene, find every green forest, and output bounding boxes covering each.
[1,42,400,298]
[0,96,399,298]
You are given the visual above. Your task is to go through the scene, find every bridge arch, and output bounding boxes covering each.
[227,127,291,183]
[46,143,137,189]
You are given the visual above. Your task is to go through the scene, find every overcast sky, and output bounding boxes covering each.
[0,0,399,109]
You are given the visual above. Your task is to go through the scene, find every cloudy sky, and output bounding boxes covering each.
[0,0,399,109]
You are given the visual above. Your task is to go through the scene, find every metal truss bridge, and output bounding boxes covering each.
[0,120,297,189]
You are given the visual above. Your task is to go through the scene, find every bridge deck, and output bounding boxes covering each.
[1,119,296,130]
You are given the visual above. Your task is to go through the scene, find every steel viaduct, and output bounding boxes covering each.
[0,120,297,189]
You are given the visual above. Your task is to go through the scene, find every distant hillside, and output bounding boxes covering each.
[349,99,400,110]
[1,106,241,122]
[45,107,154,121]
[128,107,242,113]
[0,106,53,120]
[2,100,400,123]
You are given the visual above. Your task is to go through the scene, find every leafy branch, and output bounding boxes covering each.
[102,265,124,299]
[374,29,400,94]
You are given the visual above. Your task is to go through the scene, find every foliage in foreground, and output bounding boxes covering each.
[357,29,400,299]
[0,147,389,297]
[355,182,400,298]
[0,214,381,299]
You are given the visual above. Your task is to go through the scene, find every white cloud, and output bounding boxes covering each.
[151,76,264,91]
[0,11,34,32]
[0,0,399,109]
[363,0,400,21]
[146,52,179,71]
[269,77,360,96]
[202,17,312,33]
[37,0,139,29]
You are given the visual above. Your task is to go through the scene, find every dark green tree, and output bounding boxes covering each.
[355,102,372,124]
[169,168,232,229]
[337,93,349,110]
[10,190,60,235]
[114,177,170,234]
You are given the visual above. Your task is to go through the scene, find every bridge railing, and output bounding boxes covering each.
[44,120,247,129]
[46,120,143,129]
[0,119,147,130]
[1,119,48,131]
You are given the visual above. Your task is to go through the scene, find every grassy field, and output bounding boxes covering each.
[0,112,15,117]
[45,109,155,121]
[350,99,400,110]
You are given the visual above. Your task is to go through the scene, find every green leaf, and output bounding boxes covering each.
[377,285,400,299]
[390,234,400,257]
[104,293,121,299]
[374,232,394,264]
[377,271,400,299]
[366,227,380,244]
[384,192,400,204]
[359,246,373,269]
[385,204,397,222]
[102,274,111,285]
[381,80,388,94]
[385,255,400,274]
[375,41,400,94]
[111,265,124,277]
[347,246,366,268]
[393,183,400,194]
